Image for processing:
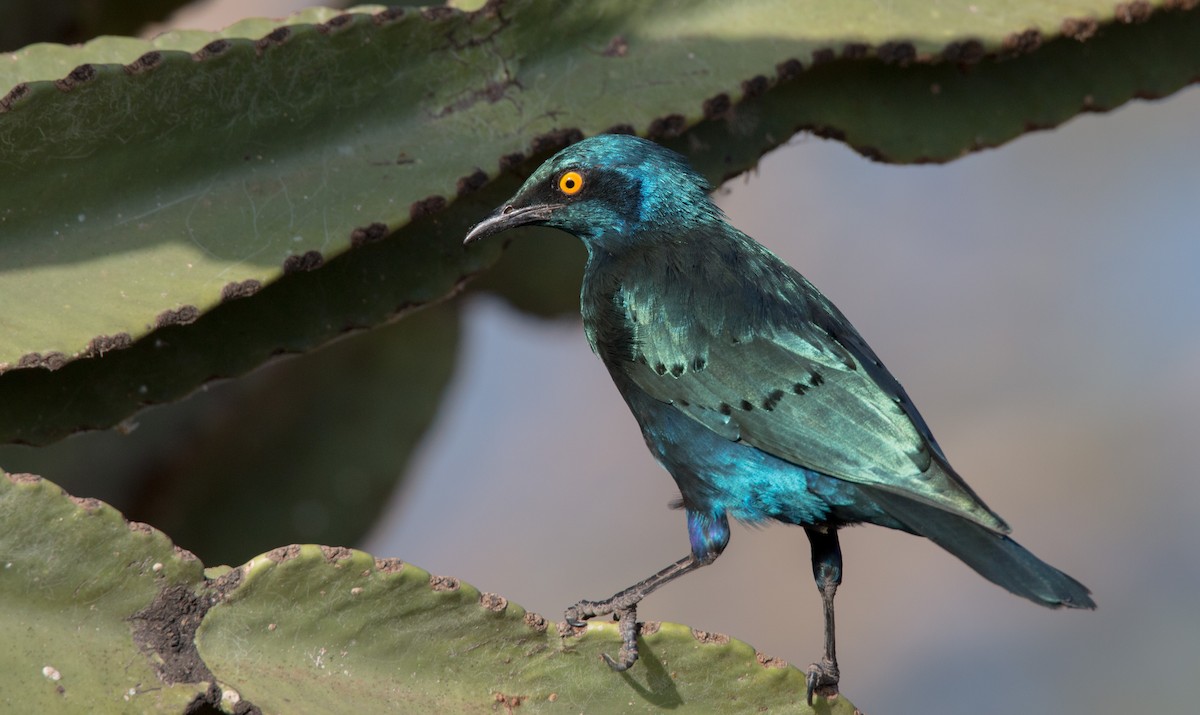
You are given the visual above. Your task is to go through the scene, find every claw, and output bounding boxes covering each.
[601,652,633,672]
[805,659,840,705]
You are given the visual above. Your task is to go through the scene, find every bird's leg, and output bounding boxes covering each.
[565,509,729,672]
[804,526,843,705]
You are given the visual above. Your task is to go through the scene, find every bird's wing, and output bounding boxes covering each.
[621,281,1008,533]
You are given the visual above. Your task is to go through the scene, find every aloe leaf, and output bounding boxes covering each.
[200,545,858,714]
[0,302,460,564]
[0,472,209,712]
[1,1,1196,445]
[1,472,860,713]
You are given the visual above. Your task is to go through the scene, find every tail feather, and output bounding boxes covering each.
[872,491,1096,609]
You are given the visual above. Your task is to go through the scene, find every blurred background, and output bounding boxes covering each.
[4,1,1198,713]
[370,87,1200,714]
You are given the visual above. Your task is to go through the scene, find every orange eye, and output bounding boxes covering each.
[558,171,584,196]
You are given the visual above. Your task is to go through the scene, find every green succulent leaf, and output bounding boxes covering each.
[1,0,1197,445]
[199,545,855,714]
[0,472,208,712]
[0,302,461,565]
[0,472,860,713]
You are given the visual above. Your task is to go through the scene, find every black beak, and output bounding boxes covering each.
[463,203,560,245]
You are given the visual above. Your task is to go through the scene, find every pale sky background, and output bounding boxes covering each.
[157,3,1200,713]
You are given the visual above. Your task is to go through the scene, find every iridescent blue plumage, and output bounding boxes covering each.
[465,134,1094,700]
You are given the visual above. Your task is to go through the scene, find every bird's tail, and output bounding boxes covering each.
[871,491,1096,609]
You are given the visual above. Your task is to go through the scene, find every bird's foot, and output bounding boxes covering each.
[563,598,614,628]
[563,599,641,671]
[601,605,640,671]
[805,657,840,705]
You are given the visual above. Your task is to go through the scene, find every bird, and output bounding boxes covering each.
[463,133,1094,703]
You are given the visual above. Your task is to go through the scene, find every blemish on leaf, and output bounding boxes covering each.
[422,5,456,21]
[811,48,836,65]
[492,692,526,712]
[318,14,355,33]
[878,41,917,65]
[374,557,405,573]
[54,64,97,92]
[85,333,133,358]
[211,566,243,597]
[7,473,41,485]
[220,279,262,301]
[640,621,661,636]
[430,574,460,592]
[499,152,526,172]
[127,521,155,536]
[350,222,388,247]
[154,306,199,329]
[523,612,548,632]
[373,6,406,24]
[841,43,869,60]
[125,52,163,75]
[193,39,233,60]
[456,169,489,196]
[647,114,686,139]
[1116,1,1153,22]
[756,651,789,668]
[0,83,30,113]
[16,352,67,371]
[1001,28,1042,55]
[776,58,804,81]
[480,592,508,612]
[1061,17,1099,41]
[255,27,291,53]
[129,585,215,685]
[410,195,447,220]
[702,93,732,120]
[266,545,302,562]
[282,250,324,273]
[942,39,984,63]
[556,620,584,638]
[531,128,583,156]
[70,496,101,511]
[691,629,730,645]
[320,545,353,562]
[741,75,769,99]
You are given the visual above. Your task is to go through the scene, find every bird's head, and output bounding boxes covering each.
[463,134,720,252]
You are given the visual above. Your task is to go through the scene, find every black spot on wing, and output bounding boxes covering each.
[692,356,706,371]
[739,400,753,412]
[670,363,685,377]
[719,402,733,416]
[761,389,785,411]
